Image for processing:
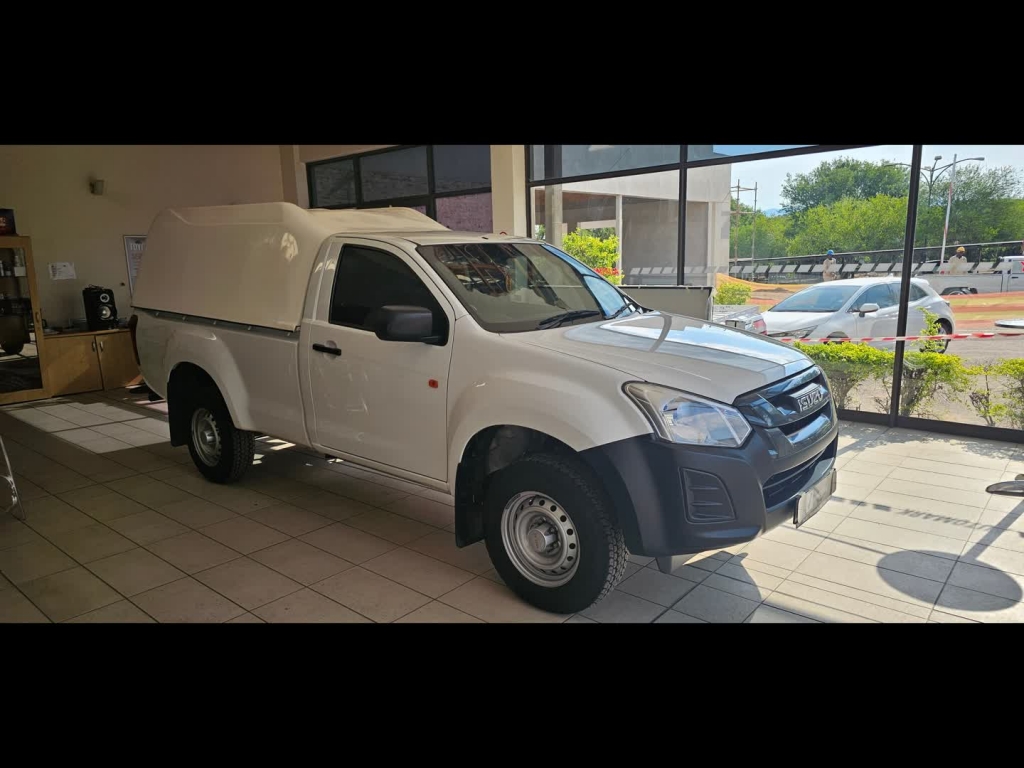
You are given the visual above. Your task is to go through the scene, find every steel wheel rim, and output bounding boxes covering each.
[191,408,222,467]
[501,491,579,587]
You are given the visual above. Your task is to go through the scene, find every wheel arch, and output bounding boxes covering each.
[452,424,640,552]
[166,361,225,446]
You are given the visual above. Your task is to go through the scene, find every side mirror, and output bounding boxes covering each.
[856,302,880,316]
[366,305,439,343]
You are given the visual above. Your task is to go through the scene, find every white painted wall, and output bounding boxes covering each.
[0,145,284,326]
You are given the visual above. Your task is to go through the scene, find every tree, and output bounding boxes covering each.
[916,165,1024,246]
[781,158,910,214]
[786,195,909,256]
[730,211,790,260]
[560,228,619,271]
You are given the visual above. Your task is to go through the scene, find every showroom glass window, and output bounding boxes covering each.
[904,144,1024,435]
[528,145,682,290]
[524,142,1021,440]
[307,145,493,232]
[683,144,914,415]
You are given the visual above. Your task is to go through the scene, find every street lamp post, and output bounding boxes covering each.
[938,154,985,269]
[885,156,944,208]
[883,154,985,263]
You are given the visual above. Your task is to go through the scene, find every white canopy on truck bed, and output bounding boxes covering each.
[132,202,450,332]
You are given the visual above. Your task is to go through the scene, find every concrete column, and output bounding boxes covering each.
[490,145,527,236]
[615,195,623,271]
[279,145,309,208]
[547,186,564,247]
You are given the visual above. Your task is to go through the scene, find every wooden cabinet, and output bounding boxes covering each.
[43,335,104,395]
[44,329,140,396]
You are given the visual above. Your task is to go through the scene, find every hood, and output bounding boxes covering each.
[763,311,834,334]
[509,311,814,401]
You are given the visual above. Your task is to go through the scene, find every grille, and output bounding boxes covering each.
[763,456,819,509]
[762,433,837,509]
[735,366,833,443]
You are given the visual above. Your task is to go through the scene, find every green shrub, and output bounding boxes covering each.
[877,351,971,418]
[714,282,753,306]
[917,307,948,354]
[794,341,892,410]
[561,229,619,271]
[966,362,1008,427]
[993,358,1024,429]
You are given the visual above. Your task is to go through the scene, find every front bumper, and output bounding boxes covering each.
[581,366,839,557]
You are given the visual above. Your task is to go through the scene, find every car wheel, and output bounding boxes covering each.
[483,453,627,615]
[185,386,255,483]
[1,341,24,356]
[934,320,952,353]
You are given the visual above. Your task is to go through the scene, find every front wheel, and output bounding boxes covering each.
[185,387,255,483]
[483,453,627,614]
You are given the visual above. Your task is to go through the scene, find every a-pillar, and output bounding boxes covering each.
[490,145,528,236]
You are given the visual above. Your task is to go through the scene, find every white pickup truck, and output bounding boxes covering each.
[131,203,838,614]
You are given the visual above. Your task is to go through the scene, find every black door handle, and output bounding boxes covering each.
[312,343,341,356]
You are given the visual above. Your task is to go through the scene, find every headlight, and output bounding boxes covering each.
[768,326,816,338]
[624,383,752,448]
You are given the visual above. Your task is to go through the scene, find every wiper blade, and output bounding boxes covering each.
[536,309,603,329]
[608,304,633,320]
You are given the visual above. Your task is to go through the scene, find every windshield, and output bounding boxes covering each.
[770,284,861,313]
[418,242,635,332]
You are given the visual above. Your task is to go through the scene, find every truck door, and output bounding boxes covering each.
[306,239,454,482]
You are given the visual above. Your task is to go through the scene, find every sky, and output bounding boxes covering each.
[728,145,1024,213]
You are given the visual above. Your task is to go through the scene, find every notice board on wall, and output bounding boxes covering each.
[124,235,146,296]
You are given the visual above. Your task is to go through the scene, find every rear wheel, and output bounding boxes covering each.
[1,341,24,356]
[185,387,254,483]
[483,453,627,614]
[934,320,952,353]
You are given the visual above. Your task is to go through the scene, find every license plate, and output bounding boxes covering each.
[794,469,837,527]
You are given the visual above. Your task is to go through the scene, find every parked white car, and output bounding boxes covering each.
[763,276,955,351]
[131,203,839,614]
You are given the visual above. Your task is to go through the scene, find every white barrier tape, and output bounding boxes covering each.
[774,332,1024,344]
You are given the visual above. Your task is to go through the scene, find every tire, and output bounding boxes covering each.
[185,386,254,483]
[934,320,952,353]
[1,341,24,356]
[483,453,627,614]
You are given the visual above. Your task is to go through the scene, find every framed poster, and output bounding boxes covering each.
[124,235,146,296]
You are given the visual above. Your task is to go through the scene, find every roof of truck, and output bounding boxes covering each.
[397,231,528,246]
[131,202,529,332]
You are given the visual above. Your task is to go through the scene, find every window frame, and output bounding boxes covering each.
[328,242,451,345]
[307,146,493,225]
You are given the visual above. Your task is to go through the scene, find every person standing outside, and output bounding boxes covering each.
[821,249,838,282]
[952,246,968,274]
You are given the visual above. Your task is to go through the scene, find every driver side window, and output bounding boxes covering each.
[854,284,897,310]
[330,245,448,341]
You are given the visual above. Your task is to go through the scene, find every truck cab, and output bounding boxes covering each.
[132,203,838,615]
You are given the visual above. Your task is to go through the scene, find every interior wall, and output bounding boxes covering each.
[0,145,284,327]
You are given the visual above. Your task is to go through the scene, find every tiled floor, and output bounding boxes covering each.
[2,389,1023,623]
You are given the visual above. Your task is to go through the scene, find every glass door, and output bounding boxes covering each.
[0,237,49,404]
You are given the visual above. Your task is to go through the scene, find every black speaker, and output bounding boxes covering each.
[83,285,118,331]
